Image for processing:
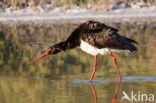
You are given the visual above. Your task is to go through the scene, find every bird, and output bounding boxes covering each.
[29,20,138,82]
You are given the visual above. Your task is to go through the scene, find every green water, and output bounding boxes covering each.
[0,21,156,103]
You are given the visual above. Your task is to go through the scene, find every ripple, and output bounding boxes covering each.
[71,76,156,84]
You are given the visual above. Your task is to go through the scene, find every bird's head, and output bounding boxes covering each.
[29,41,65,64]
[29,47,59,64]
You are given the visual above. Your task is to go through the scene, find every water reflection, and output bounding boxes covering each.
[72,76,156,103]
[0,75,155,103]
[90,81,97,103]
[111,79,121,103]
[90,81,121,103]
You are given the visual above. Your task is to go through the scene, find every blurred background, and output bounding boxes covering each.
[0,0,156,103]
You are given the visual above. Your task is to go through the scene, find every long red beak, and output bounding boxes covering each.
[29,49,51,64]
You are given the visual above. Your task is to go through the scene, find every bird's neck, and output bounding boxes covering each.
[52,28,81,53]
[63,27,82,50]
[71,27,81,35]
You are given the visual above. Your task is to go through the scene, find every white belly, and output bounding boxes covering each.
[80,40,130,56]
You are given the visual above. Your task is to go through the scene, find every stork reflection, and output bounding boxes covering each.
[90,79,121,103]
[112,79,121,103]
[90,81,97,103]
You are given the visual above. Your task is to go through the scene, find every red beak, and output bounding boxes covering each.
[29,49,51,64]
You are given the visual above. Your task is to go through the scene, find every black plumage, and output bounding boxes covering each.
[51,20,138,54]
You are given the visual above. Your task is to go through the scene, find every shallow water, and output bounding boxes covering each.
[0,21,156,103]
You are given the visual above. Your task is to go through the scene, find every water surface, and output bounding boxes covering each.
[0,21,155,103]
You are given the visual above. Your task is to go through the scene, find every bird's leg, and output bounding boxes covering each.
[106,52,122,80]
[90,55,97,81]
[106,52,122,103]
[90,81,97,103]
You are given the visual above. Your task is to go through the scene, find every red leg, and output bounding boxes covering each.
[90,55,97,81]
[90,81,97,103]
[106,52,122,103]
[107,52,122,81]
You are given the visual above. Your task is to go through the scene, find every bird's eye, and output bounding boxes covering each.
[48,48,55,54]
[48,50,52,54]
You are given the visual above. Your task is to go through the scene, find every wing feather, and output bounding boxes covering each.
[63,20,137,52]
[82,33,137,52]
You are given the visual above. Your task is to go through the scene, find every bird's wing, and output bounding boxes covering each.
[64,20,118,50]
[77,20,137,52]
[81,20,119,35]
[64,20,137,52]
[81,32,137,52]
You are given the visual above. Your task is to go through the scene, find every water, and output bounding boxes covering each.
[0,21,156,103]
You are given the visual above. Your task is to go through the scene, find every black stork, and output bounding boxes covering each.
[29,20,138,81]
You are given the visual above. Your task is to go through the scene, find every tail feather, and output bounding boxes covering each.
[125,37,138,44]
[117,35,138,52]
[124,38,138,52]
